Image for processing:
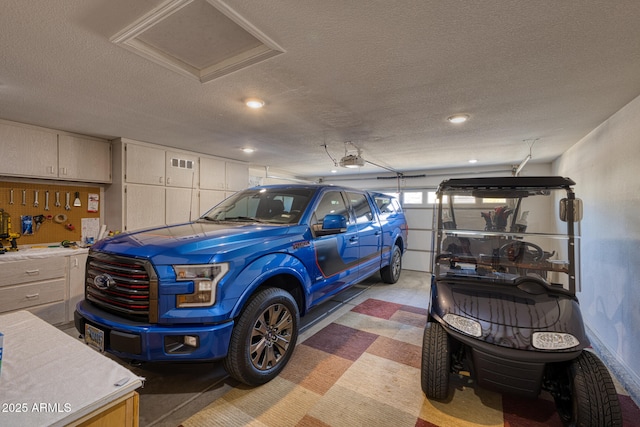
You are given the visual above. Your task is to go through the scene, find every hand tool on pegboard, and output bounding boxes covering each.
[0,209,20,253]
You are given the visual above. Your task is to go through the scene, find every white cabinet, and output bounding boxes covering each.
[199,189,227,215]
[201,158,249,192]
[166,187,199,224]
[0,256,68,325]
[124,143,166,185]
[0,120,58,178]
[165,150,199,188]
[125,184,166,231]
[0,120,111,183]
[107,138,247,231]
[58,134,112,183]
[226,161,250,191]
[67,252,88,322]
[200,157,226,190]
[124,186,198,231]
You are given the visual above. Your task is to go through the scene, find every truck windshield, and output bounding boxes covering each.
[200,188,314,224]
[434,187,578,290]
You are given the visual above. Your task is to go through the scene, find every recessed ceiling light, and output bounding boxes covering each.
[242,147,255,153]
[468,159,478,164]
[331,169,337,174]
[447,114,469,124]
[245,98,265,109]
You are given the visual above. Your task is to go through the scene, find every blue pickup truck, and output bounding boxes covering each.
[75,184,408,385]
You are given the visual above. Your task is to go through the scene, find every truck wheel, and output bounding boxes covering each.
[421,322,450,400]
[554,351,622,427]
[224,288,300,386]
[380,245,402,284]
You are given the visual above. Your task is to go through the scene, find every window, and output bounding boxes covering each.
[347,192,373,223]
[403,191,423,205]
[313,191,349,224]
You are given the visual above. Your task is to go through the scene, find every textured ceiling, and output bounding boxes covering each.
[2,0,640,179]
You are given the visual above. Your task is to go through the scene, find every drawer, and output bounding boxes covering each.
[0,278,65,313]
[0,257,66,287]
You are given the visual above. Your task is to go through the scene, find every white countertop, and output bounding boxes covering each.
[0,246,89,262]
[0,311,143,426]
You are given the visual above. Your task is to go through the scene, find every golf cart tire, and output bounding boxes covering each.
[557,350,622,427]
[421,322,450,400]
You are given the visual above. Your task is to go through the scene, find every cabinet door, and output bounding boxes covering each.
[0,121,57,178]
[58,134,111,183]
[199,189,227,216]
[225,162,249,191]
[125,143,166,185]
[166,187,199,224]
[165,151,199,188]
[67,253,88,322]
[200,157,226,190]
[125,184,165,231]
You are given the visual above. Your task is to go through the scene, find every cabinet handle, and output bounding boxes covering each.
[25,269,40,275]
[159,176,164,184]
[25,293,40,300]
[167,177,172,185]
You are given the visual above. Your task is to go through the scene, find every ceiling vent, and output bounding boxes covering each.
[110,0,284,83]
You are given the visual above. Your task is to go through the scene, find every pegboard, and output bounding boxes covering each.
[0,181,100,248]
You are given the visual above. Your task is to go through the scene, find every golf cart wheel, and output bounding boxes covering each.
[223,288,299,386]
[381,245,402,284]
[555,351,622,427]
[421,322,450,400]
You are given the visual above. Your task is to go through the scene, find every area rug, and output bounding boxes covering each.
[179,297,640,427]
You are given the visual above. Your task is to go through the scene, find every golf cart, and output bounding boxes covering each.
[421,176,621,426]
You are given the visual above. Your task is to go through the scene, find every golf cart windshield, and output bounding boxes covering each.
[434,178,579,292]
[200,187,314,225]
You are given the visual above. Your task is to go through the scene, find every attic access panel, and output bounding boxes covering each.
[110,0,284,83]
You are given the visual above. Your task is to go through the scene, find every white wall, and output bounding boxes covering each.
[554,93,640,403]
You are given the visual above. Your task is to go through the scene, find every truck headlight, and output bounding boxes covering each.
[174,263,228,308]
[443,313,482,337]
[532,332,579,350]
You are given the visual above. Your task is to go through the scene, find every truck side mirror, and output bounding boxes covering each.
[316,214,347,236]
[560,198,583,222]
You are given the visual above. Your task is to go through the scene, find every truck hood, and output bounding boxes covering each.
[92,221,306,265]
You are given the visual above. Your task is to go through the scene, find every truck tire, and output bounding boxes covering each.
[555,350,622,427]
[224,287,300,386]
[421,322,450,400]
[380,245,402,284]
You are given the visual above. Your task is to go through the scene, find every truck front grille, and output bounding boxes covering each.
[85,252,158,322]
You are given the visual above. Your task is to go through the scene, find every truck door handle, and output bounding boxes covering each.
[349,236,359,243]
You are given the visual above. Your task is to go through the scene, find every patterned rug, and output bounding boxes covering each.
[180,296,640,427]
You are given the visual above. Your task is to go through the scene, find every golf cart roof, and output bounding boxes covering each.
[437,176,576,193]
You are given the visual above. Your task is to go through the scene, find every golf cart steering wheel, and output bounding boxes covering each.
[499,241,544,262]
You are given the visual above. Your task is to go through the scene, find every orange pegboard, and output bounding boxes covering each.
[0,181,100,247]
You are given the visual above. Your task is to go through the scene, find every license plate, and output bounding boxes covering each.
[84,323,105,352]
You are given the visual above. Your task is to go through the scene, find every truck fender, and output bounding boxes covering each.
[228,252,312,319]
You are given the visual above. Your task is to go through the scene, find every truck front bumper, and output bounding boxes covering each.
[74,300,234,362]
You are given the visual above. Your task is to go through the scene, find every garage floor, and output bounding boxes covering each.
[61,270,639,426]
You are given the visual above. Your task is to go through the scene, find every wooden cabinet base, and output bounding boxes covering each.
[71,391,139,427]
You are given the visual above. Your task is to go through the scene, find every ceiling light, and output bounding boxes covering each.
[447,114,469,124]
[242,148,255,153]
[468,159,478,163]
[245,98,265,109]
